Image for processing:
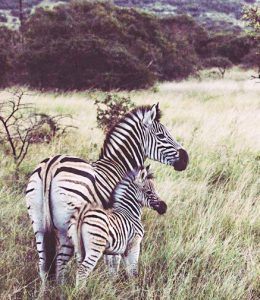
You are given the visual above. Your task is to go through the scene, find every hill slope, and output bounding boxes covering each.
[0,0,259,31]
[114,0,257,32]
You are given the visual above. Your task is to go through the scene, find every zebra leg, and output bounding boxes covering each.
[50,188,77,284]
[76,223,107,286]
[35,232,47,285]
[26,172,52,287]
[55,230,74,285]
[104,255,121,276]
[123,236,142,278]
[76,250,104,287]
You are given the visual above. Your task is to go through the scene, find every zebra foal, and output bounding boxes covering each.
[68,165,167,285]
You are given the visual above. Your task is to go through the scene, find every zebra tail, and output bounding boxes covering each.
[43,227,56,280]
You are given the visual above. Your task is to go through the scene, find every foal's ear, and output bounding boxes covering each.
[143,103,159,126]
[145,164,154,179]
[135,167,148,183]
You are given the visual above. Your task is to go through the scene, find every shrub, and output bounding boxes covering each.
[242,5,260,74]
[0,90,75,175]
[94,93,135,133]
[241,50,260,72]
[1,2,253,90]
[160,15,209,58]
[206,34,254,64]
[202,56,233,78]
[20,2,197,90]
[0,27,14,86]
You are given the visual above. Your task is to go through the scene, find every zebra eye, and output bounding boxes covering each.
[146,191,153,196]
[156,133,165,140]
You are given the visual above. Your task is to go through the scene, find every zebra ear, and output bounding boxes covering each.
[143,104,158,126]
[136,167,148,183]
[145,164,154,179]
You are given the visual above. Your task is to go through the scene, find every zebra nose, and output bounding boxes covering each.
[173,149,189,171]
[150,201,167,214]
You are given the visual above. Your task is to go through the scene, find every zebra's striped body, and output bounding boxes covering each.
[68,166,167,285]
[26,104,189,284]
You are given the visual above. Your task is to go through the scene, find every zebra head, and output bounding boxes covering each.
[135,165,167,215]
[142,103,189,171]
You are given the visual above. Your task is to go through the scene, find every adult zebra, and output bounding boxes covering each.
[26,103,188,285]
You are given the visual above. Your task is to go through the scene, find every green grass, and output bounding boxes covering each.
[0,68,259,299]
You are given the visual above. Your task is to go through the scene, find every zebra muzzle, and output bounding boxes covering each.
[150,201,167,215]
[173,149,189,171]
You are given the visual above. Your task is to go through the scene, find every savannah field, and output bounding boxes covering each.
[0,68,259,300]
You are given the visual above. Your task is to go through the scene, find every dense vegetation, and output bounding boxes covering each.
[0,1,258,90]
[21,2,200,90]
[115,0,254,32]
[0,0,254,33]
[242,5,260,73]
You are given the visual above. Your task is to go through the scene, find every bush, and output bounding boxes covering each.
[160,15,209,58]
[0,2,254,90]
[206,34,254,64]
[0,90,75,174]
[241,50,260,72]
[0,27,14,86]
[94,94,135,133]
[19,2,197,90]
[202,56,233,78]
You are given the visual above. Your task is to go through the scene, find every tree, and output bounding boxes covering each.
[202,56,233,78]
[243,5,260,33]
[21,2,197,90]
[0,27,14,86]
[206,34,254,64]
[241,50,260,73]
[0,90,75,176]
[160,14,209,58]
[0,90,44,175]
[242,5,260,74]
[19,0,23,28]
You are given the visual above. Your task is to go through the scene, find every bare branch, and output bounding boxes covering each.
[0,90,76,176]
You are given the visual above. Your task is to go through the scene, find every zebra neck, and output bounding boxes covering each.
[112,196,142,220]
[94,158,126,191]
[99,119,146,173]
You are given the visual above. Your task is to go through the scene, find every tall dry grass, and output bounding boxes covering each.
[0,68,259,299]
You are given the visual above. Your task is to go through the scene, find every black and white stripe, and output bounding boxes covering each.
[25,103,188,284]
[68,166,167,285]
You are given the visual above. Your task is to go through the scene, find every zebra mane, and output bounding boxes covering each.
[108,166,154,208]
[99,105,162,159]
